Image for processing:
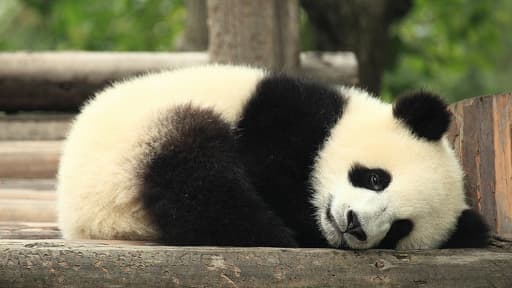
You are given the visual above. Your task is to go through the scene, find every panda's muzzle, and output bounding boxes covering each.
[326,205,368,242]
[346,210,367,241]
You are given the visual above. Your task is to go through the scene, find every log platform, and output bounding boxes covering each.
[1,238,511,288]
[0,66,511,286]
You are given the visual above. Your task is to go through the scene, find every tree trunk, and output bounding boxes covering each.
[177,0,209,51]
[207,0,300,71]
[301,0,412,95]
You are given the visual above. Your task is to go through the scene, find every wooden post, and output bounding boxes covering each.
[207,0,300,71]
[447,93,512,238]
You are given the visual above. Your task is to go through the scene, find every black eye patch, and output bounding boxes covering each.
[348,164,391,192]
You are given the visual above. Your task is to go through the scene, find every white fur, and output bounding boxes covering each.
[311,87,467,249]
[57,65,266,240]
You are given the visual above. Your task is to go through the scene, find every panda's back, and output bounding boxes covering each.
[57,65,266,240]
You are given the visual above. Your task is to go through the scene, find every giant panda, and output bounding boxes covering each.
[57,65,489,249]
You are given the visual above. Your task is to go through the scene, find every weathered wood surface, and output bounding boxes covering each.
[0,141,61,178]
[0,239,511,288]
[0,222,60,239]
[0,51,357,112]
[447,93,512,238]
[0,114,73,140]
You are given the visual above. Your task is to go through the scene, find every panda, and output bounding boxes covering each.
[57,65,489,250]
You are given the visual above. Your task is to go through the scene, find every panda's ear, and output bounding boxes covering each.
[392,91,451,141]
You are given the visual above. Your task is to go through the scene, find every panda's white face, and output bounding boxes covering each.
[311,88,467,250]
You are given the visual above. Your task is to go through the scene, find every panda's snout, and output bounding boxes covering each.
[346,210,367,241]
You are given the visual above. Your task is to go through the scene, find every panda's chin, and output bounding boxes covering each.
[342,234,375,250]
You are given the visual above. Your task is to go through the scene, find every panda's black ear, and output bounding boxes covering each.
[393,91,451,141]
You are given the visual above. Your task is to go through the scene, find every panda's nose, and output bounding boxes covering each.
[346,210,367,241]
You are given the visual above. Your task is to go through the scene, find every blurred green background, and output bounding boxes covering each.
[0,0,510,102]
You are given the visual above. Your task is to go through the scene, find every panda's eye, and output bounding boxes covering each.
[369,173,381,189]
[349,164,392,192]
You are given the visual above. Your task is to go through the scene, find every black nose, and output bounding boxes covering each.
[346,210,367,241]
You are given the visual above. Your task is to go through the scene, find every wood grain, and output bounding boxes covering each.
[0,114,72,141]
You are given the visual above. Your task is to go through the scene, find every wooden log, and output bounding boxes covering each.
[0,179,56,191]
[0,141,61,178]
[0,199,56,223]
[0,51,357,112]
[0,240,511,288]
[447,93,512,238]
[0,114,73,141]
[0,179,57,222]
[0,222,60,239]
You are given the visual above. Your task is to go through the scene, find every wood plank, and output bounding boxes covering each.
[0,51,357,112]
[0,141,61,178]
[0,114,73,141]
[0,240,511,288]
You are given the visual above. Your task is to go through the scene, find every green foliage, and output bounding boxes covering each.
[382,0,512,102]
[0,0,185,51]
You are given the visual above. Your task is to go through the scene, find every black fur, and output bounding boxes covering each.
[376,219,414,249]
[141,104,297,247]
[348,164,392,192]
[236,75,345,247]
[393,91,451,141]
[441,209,490,248]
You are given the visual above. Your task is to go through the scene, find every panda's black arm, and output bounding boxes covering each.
[441,209,490,248]
[236,75,345,247]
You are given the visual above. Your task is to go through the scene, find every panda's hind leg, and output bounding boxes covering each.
[140,104,297,247]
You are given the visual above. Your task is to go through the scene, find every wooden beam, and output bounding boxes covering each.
[0,51,357,112]
[0,114,73,141]
[0,180,57,222]
[0,141,61,178]
[0,239,511,287]
[447,93,512,238]
[0,222,60,239]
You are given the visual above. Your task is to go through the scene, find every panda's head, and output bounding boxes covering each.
[312,88,488,250]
